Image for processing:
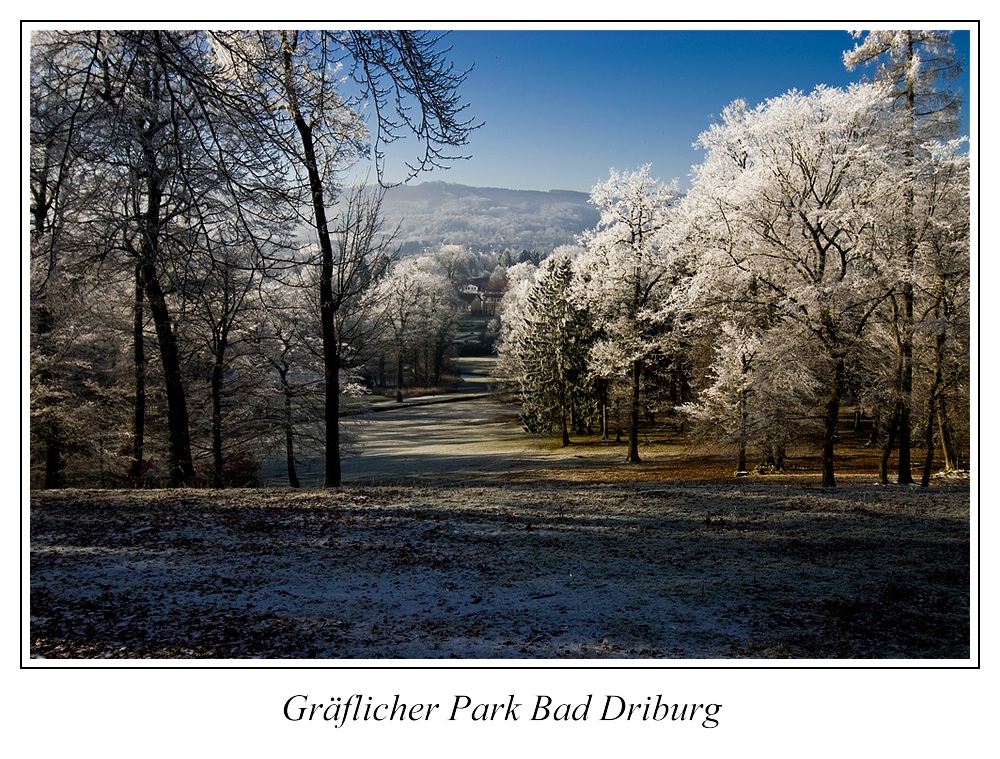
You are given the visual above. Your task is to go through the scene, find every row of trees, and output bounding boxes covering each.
[497,31,970,487]
[30,30,478,488]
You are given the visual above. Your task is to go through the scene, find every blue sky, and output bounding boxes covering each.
[385,27,973,193]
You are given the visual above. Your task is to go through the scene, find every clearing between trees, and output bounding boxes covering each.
[29,394,971,661]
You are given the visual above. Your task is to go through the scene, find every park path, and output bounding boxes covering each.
[264,357,548,486]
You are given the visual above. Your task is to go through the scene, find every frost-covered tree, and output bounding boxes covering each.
[209,31,368,488]
[183,243,267,487]
[368,256,462,402]
[689,84,900,487]
[211,30,476,486]
[30,35,89,487]
[681,317,820,474]
[844,30,966,484]
[432,244,477,288]
[911,140,970,483]
[675,103,804,473]
[578,166,680,463]
[30,30,287,486]
[496,251,594,445]
[844,30,963,142]
[248,270,326,488]
[494,259,539,368]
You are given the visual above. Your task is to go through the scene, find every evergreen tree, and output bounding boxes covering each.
[499,253,595,445]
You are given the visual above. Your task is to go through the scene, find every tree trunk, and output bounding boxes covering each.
[140,260,196,486]
[821,359,844,488]
[396,347,405,403]
[897,38,918,486]
[937,403,959,471]
[129,264,146,484]
[737,379,748,474]
[326,348,342,486]
[879,410,898,486]
[210,339,227,487]
[278,365,299,488]
[920,394,936,488]
[34,300,65,489]
[882,324,915,484]
[625,358,642,464]
[44,435,64,489]
[137,131,195,487]
[284,417,300,488]
[761,443,786,472]
[32,122,64,488]
[921,327,947,486]
[599,382,609,440]
[433,340,447,385]
[896,347,915,484]
[560,380,570,447]
[283,35,342,488]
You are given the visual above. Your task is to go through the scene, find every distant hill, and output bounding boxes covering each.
[378,181,599,254]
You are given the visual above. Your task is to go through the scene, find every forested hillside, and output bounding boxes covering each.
[380,182,600,254]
